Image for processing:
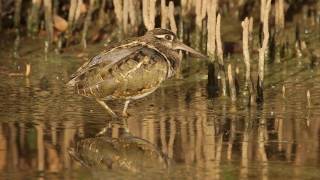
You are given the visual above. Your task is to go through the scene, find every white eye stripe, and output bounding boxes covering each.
[155,34,174,40]
[155,34,167,38]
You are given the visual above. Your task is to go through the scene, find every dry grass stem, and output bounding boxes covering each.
[242,17,251,85]
[257,0,271,102]
[27,0,41,35]
[260,0,266,23]
[67,0,83,44]
[161,0,168,28]
[143,0,156,30]
[207,0,217,58]
[44,0,54,43]
[128,1,137,29]
[196,0,207,28]
[82,0,95,49]
[0,0,2,31]
[275,0,285,32]
[97,0,106,27]
[168,2,177,34]
[249,17,254,47]
[14,0,22,28]
[241,17,255,105]
[113,0,123,25]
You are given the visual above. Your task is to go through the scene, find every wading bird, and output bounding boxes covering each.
[67,28,206,117]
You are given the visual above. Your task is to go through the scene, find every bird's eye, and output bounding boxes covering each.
[165,34,173,41]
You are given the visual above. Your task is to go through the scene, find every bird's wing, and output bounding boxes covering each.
[67,39,144,86]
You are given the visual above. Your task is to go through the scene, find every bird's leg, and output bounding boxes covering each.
[96,99,118,118]
[121,117,130,134]
[96,121,112,136]
[122,100,131,117]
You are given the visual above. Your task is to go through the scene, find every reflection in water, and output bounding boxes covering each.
[0,48,320,179]
[69,124,168,173]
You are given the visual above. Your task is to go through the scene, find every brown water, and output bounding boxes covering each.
[0,37,320,180]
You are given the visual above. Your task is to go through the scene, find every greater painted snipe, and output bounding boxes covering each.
[67,28,206,117]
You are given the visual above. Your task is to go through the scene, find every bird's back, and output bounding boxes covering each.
[70,47,169,100]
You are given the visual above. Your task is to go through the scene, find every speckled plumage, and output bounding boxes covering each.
[67,28,205,117]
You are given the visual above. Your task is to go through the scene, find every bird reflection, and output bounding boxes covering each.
[69,120,169,173]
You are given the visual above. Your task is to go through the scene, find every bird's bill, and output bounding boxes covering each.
[173,41,207,59]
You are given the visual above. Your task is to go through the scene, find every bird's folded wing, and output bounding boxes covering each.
[67,42,144,86]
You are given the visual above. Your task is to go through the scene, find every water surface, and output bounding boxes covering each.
[0,39,320,180]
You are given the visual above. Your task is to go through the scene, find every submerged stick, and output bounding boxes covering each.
[216,14,227,96]
[227,64,237,102]
[257,0,271,102]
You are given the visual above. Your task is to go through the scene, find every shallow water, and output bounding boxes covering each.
[0,38,320,180]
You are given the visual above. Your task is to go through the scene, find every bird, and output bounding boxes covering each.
[67,28,206,118]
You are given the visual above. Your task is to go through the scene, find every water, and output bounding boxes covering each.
[0,38,320,180]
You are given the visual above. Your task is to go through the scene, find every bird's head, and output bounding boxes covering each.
[144,28,207,59]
